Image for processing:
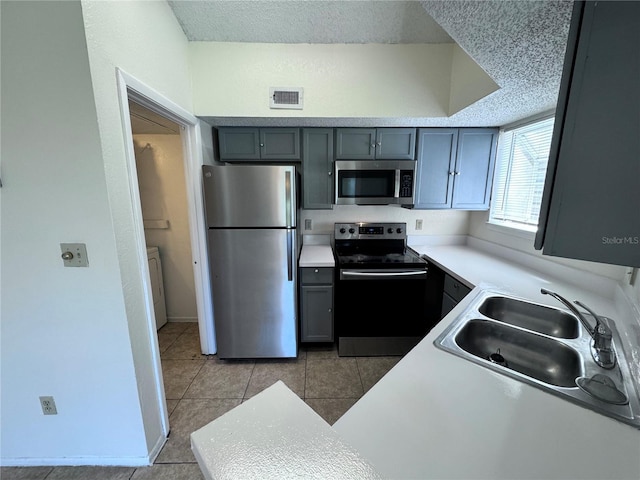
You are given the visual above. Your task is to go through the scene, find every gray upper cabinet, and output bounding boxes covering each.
[535,1,640,267]
[415,128,497,210]
[336,128,376,159]
[414,129,458,208]
[218,127,300,161]
[452,129,498,209]
[302,129,334,209]
[336,128,416,160]
[218,128,261,160]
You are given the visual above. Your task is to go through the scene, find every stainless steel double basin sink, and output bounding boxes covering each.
[435,289,640,428]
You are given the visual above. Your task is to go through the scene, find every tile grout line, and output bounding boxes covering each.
[241,362,258,401]
[174,356,208,404]
[354,357,366,395]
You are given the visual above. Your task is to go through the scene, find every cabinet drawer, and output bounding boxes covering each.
[443,274,471,303]
[300,267,334,285]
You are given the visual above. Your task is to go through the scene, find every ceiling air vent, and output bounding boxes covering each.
[269,87,304,110]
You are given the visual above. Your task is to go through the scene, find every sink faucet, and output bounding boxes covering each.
[541,288,616,369]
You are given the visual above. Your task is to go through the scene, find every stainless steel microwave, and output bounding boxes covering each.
[335,160,415,206]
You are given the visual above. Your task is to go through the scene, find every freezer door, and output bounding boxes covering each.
[203,165,296,228]
[208,228,297,358]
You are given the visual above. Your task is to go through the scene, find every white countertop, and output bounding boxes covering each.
[191,240,640,480]
[191,381,381,480]
[333,243,640,479]
[299,245,335,267]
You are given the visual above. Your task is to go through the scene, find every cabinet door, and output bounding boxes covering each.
[260,128,300,160]
[451,128,498,210]
[301,285,334,342]
[414,128,458,209]
[375,128,416,160]
[336,129,376,159]
[441,292,457,319]
[302,129,334,209]
[536,2,640,267]
[443,274,471,303]
[218,128,261,161]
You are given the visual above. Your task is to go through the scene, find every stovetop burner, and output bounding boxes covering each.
[334,222,426,269]
[338,251,422,265]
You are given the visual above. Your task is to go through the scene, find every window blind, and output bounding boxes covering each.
[490,117,555,230]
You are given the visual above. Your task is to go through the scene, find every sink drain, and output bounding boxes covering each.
[488,349,508,367]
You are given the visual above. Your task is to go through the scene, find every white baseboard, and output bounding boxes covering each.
[1,435,167,467]
[167,317,198,323]
[148,433,168,464]
[1,455,152,467]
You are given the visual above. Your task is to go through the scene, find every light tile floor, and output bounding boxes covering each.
[1,322,400,480]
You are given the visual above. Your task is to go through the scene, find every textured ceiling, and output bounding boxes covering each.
[419,0,573,126]
[168,1,453,44]
[169,0,574,127]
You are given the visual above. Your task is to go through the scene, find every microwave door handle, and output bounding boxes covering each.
[394,169,401,198]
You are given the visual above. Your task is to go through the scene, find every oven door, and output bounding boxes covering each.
[335,161,414,205]
[335,266,430,356]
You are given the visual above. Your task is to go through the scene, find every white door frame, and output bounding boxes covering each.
[115,68,216,432]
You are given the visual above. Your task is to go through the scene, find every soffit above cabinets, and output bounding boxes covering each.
[168,1,453,44]
[170,0,573,127]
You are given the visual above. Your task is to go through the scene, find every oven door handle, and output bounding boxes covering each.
[340,269,427,280]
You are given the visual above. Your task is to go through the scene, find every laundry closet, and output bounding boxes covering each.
[129,101,197,329]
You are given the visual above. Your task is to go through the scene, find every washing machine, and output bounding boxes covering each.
[147,246,167,330]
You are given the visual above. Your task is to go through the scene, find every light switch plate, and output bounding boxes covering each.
[60,243,89,267]
[304,219,312,230]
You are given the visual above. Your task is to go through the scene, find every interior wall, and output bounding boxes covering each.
[134,134,197,322]
[190,42,458,118]
[301,206,470,237]
[468,211,627,281]
[0,1,147,464]
[449,44,500,115]
[80,0,194,460]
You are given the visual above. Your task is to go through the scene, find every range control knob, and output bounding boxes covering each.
[396,228,403,234]
[349,228,355,234]
[339,228,346,234]
[387,228,394,234]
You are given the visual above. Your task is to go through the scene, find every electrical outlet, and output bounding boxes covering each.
[39,396,57,415]
[415,219,423,230]
[304,219,312,230]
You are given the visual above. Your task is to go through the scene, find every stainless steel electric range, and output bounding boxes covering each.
[334,222,432,356]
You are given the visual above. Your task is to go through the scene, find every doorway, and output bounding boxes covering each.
[116,70,216,459]
[129,101,197,330]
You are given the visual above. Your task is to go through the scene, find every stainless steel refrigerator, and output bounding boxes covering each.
[202,164,298,359]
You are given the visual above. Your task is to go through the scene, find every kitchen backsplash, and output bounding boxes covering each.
[300,206,470,236]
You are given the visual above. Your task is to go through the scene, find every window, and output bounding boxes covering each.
[489,117,555,232]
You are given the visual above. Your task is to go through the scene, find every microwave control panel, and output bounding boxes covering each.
[400,170,414,198]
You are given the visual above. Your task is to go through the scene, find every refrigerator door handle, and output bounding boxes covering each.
[286,229,293,282]
[285,170,293,228]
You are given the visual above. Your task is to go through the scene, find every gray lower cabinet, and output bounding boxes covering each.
[414,128,498,210]
[441,274,472,318]
[336,128,416,160]
[218,127,300,161]
[302,129,333,209]
[535,1,640,267]
[300,267,334,342]
[441,292,458,319]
